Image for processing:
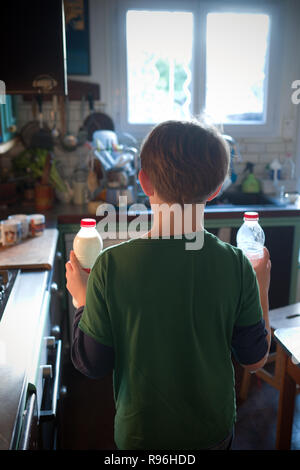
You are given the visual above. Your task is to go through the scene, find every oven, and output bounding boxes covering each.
[19,289,63,450]
[18,336,63,450]
[0,265,64,450]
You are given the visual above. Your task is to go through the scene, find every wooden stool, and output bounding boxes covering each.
[239,303,300,401]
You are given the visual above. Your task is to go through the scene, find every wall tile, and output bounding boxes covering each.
[246,143,266,153]
[266,143,286,153]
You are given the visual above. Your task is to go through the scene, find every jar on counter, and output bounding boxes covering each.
[8,214,29,239]
[28,214,45,237]
[0,219,22,246]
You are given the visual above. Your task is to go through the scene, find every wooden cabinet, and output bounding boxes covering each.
[1,0,67,96]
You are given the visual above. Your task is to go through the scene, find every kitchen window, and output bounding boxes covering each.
[111,1,282,139]
[126,10,193,125]
[205,12,270,125]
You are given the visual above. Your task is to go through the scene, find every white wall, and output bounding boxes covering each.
[68,0,111,113]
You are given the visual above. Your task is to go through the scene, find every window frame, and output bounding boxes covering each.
[110,0,283,140]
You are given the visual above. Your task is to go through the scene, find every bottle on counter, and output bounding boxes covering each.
[236,212,265,267]
[28,214,45,237]
[269,158,282,184]
[241,162,260,194]
[281,152,296,180]
[72,218,103,307]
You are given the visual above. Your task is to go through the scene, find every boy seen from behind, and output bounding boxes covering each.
[66,120,271,450]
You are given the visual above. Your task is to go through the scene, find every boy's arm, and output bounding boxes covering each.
[72,307,114,379]
[232,319,269,372]
[232,247,271,373]
[252,248,272,365]
[66,251,114,378]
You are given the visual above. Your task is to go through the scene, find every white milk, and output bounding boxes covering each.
[73,233,103,270]
[72,219,103,307]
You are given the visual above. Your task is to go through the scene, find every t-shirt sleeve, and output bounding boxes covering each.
[79,253,114,347]
[234,252,263,327]
[231,319,268,365]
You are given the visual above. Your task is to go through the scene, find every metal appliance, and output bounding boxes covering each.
[0,268,63,450]
[0,269,19,321]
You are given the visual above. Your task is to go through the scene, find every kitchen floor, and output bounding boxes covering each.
[233,360,300,450]
[58,356,300,451]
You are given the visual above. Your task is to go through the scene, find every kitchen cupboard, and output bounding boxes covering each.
[210,224,295,310]
[0,96,16,144]
[1,0,67,96]
[205,215,300,310]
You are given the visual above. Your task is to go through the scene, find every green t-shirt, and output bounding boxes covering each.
[79,229,262,450]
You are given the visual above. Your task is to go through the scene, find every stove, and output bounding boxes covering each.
[0,269,19,321]
[0,268,64,450]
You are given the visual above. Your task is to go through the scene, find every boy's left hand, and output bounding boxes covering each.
[65,250,89,307]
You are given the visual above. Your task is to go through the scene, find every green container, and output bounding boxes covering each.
[242,173,261,193]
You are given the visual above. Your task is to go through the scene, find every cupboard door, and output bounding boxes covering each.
[229,226,294,309]
[2,0,67,95]
[207,225,294,310]
[0,96,16,143]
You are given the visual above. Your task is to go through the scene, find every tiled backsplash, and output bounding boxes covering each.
[232,138,296,188]
[16,97,106,136]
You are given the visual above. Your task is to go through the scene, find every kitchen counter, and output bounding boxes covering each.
[52,200,299,311]
[1,198,300,228]
[0,229,58,450]
[56,200,300,223]
[0,271,48,449]
[1,198,299,310]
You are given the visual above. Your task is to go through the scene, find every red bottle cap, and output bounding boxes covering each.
[80,218,96,227]
[244,212,259,221]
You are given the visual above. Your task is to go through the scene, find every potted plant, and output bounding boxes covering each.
[12,147,70,209]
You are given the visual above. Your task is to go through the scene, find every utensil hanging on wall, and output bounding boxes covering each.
[83,92,114,141]
[87,150,99,194]
[61,96,78,151]
[30,92,54,150]
[77,95,88,145]
[50,95,60,139]
[20,95,52,149]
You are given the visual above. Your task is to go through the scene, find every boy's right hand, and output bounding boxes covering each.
[65,250,89,308]
[253,247,271,294]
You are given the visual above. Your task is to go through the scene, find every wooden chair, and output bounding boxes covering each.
[239,303,300,401]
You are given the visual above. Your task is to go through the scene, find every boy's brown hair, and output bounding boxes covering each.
[140,120,230,205]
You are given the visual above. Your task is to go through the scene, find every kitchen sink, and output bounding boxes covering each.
[207,191,287,207]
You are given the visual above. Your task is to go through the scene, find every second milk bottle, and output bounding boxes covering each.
[236,212,265,267]
[72,218,103,307]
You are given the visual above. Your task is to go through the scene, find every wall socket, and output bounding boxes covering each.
[282,119,295,140]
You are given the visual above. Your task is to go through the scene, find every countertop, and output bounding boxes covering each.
[275,325,300,366]
[1,199,299,229]
[0,229,58,450]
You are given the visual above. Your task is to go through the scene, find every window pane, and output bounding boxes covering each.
[205,13,270,124]
[126,10,193,124]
